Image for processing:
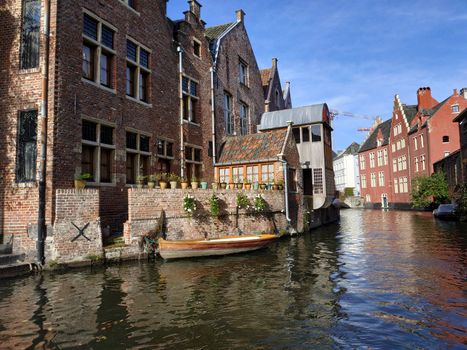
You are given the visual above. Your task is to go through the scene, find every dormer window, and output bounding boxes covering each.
[452,105,459,113]
[376,138,382,147]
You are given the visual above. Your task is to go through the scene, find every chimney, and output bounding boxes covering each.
[188,0,201,19]
[272,57,278,67]
[453,88,458,96]
[460,88,467,99]
[236,9,245,22]
[417,87,436,109]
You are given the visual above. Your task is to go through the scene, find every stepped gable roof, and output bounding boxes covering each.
[359,119,392,153]
[205,23,234,41]
[259,104,328,130]
[334,142,360,160]
[260,68,272,87]
[217,130,287,165]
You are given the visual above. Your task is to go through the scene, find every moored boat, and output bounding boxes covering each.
[158,234,278,260]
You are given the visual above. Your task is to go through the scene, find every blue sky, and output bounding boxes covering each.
[168,0,467,151]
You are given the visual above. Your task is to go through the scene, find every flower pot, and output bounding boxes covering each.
[148,181,156,189]
[220,182,227,189]
[74,179,86,190]
[191,182,199,189]
[267,184,273,190]
[159,181,168,189]
[200,181,208,189]
[244,183,251,190]
[235,183,243,189]
[272,184,279,191]
[259,183,267,190]
[181,182,189,190]
[252,183,259,190]
[170,181,178,189]
[277,184,284,191]
[137,183,144,189]
[228,183,235,190]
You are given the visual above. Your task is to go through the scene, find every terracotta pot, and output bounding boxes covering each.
[244,183,251,190]
[228,183,235,190]
[159,181,168,189]
[191,182,199,189]
[272,185,279,191]
[259,184,267,190]
[235,183,243,189]
[181,182,189,190]
[211,183,219,190]
[277,184,284,191]
[220,182,227,189]
[74,179,86,190]
[170,181,178,189]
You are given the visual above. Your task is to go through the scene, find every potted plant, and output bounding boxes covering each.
[220,182,227,189]
[252,182,259,190]
[180,177,189,190]
[244,179,251,190]
[74,173,92,190]
[267,177,274,190]
[158,173,168,189]
[209,193,221,217]
[259,182,267,190]
[168,173,179,189]
[276,179,284,191]
[191,176,199,189]
[228,182,235,190]
[253,194,267,212]
[136,175,147,188]
[148,174,158,189]
[200,178,208,190]
[236,192,250,210]
[183,194,197,216]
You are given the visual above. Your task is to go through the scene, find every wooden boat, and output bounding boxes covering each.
[158,234,278,260]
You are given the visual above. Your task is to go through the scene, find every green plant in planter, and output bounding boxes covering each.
[136,175,147,188]
[209,193,221,217]
[236,192,250,209]
[183,194,197,216]
[253,194,267,212]
[75,173,92,181]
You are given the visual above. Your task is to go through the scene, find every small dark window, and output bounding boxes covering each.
[190,81,198,96]
[100,148,112,182]
[83,14,98,40]
[127,40,137,61]
[101,25,114,49]
[99,52,111,86]
[185,146,193,160]
[442,135,449,143]
[182,77,189,93]
[311,125,322,142]
[139,71,149,102]
[140,49,149,68]
[126,64,136,97]
[20,0,41,69]
[157,140,165,155]
[193,40,201,57]
[126,132,137,149]
[82,120,97,141]
[194,148,201,162]
[140,135,149,152]
[166,142,173,157]
[16,110,38,182]
[82,44,95,80]
[292,128,301,144]
[100,125,114,145]
[302,127,310,142]
[127,0,136,9]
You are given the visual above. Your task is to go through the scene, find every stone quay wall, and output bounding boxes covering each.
[46,189,103,264]
[124,188,292,245]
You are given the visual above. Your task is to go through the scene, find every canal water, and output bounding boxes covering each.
[0,210,465,349]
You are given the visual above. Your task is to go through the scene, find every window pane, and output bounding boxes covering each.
[81,145,95,181]
[16,110,38,182]
[126,132,137,150]
[311,125,321,142]
[302,127,310,142]
[140,48,149,68]
[99,52,111,86]
[126,152,136,184]
[166,142,173,157]
[194,148,201,162]
[182,77,189,93]
[101,25,114,49]
[82,44,95,80]
[140,155,149,176]
[292,128,301,144]
[83,14,98,40]
[127,40,137,61]
[126,65,136,97]
[100,125,114,145]
[157,140,164,156]
[20,0,41,69]
[185,146,192,161]
[82,120,97,141]
[190,81,197,96]
[140,135,149,152]
[139,71,148,102]
[100,148,112,182]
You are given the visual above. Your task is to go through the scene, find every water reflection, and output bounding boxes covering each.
[0,210,465,349]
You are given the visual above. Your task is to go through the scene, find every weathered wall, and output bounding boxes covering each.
[124,188,295,244]
[46,189,102,263]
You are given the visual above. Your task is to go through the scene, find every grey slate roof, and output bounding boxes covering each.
[205,23,234,41]
[402,104,418,124]
[334,142,360,160]
[259,104,328,130]
[359,119,392,153]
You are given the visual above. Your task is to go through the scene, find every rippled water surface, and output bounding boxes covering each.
[0,210,466,349]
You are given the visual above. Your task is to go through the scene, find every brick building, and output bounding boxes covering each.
[453,107,467,183]
[260,58,292,112]
[0,0,275,256]
[358,119,392,208]
[359,87,467,208]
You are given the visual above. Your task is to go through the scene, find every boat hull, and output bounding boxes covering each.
[158,234,278,260]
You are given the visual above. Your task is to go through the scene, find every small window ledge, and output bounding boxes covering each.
[81,78,117,95]
[125,95,152,108]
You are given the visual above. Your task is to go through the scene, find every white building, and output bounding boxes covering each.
[333,142,360,196]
